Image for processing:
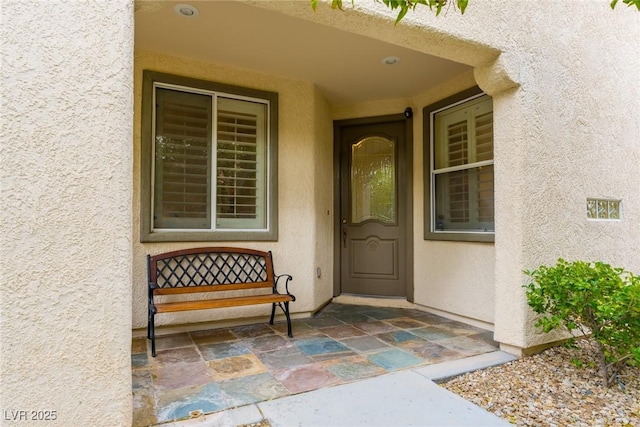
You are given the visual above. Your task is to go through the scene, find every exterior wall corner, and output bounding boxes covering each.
[1,1,134,425]
[474,54,521,96]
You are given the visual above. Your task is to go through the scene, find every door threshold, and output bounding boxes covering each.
[333,294,415,309]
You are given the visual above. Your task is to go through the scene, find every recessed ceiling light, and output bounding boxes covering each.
[382,56,401,65]
[174,4,199,17]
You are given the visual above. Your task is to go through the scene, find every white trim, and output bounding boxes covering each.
[211,93,218,231]
[433,159,494,175]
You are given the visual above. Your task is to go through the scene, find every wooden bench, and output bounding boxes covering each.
[147,247,294,356]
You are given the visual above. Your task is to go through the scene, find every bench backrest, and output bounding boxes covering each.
[148,247,275,294]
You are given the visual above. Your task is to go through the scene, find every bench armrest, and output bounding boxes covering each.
[274,274,293,297]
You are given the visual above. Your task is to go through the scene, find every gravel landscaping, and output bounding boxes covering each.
[442,340,639,426]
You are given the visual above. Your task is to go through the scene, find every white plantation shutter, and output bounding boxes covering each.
[154,89,211,229]
[443,117,470,223]
[433,95,494,232]
[445,120,468,167]
[475,111,494,224]
[475,111,493,161]
[215,97,266,229]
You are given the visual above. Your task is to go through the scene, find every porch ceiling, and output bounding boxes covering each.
[134,1,472,106]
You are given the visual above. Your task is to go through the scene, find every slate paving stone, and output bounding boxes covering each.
[245,334,289,353]
[411,312,454,325]
[410,326,459,341]
[295,337,349,356]
[190,328,237,345]
[304,316,345,328]
[322,355,387,382]
[320,324,367,339]
[437,335,499,356]
[218,373,290,407]
[332,312,373,324]
[198,341,251,361]
[154,333,194,351]
[359,307,407,320]
[341,335,390,353]
[284,330,327,342]
[208,354,267,381]
[155,382,228,423]
[309,349,357,362]
[132,352,149,369]
[398,340,462,363]
[151,361,214,390]
[152,346,202,366]
[274,363,342,394]
[230,323,278,339]
[132,368,153,391]
[132,390,157,427]
[353,320,399,335]
[468,330,499,347]
[439,321,486,335]
[375,330,424,345]
[132,337,148,354]
[384,317,428,330]
[256,345,314,370]
[367,348,424,371]
[270,320,316,336]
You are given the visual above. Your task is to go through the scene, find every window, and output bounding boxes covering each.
[424,87,494,242]
[141,71,278,242]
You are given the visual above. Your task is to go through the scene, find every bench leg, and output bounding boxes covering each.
[270,302,293,338]
[269,303,276,325]
[283,301,293,338]
[149,312,156,357]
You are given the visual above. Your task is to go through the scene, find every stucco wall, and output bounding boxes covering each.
[132,52,335,330]
[1,1,133,426]
[312,87,336,306]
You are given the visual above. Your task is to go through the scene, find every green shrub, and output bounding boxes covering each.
[524,259,640,387]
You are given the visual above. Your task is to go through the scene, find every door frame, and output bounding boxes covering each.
[333,113,414,301]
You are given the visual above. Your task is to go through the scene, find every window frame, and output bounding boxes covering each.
[423,86,494,243]
[141,70,278,242]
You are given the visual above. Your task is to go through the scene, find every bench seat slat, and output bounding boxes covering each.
[155,293,294,313]
[154,282,272,295]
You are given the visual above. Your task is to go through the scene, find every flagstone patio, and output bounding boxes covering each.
[132,303,499,426]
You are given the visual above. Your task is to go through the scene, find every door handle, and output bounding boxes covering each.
[342,227,347,248]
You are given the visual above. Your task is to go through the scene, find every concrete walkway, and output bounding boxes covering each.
[163,351,516,427]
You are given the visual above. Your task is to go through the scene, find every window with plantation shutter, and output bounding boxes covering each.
[141,71,278,242]
[425,90,494,241]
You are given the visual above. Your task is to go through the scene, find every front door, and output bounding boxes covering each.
[336,116,410,297]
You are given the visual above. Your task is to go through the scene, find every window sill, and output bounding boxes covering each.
[141,229,278,243]
[424,231,494,243]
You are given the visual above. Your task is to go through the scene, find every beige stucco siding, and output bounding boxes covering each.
[132,52,335,329]
[312,86,336,305]
[1,1,133,425]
